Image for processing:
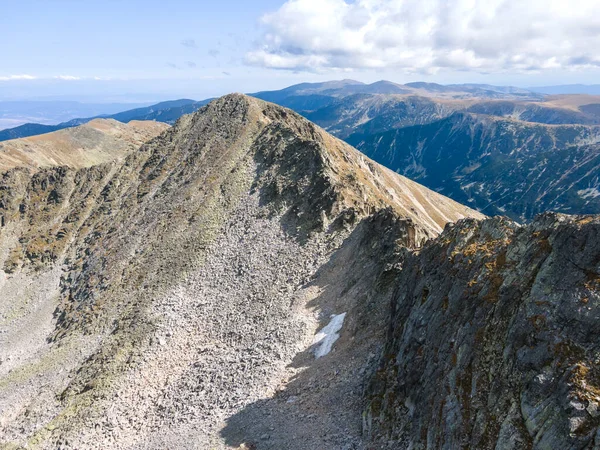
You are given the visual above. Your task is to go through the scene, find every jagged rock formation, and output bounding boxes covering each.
[0,94,480,449]
[366,213,600,449]
[0,119,169,171]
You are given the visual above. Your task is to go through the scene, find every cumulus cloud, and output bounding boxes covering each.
[246,0,600,73]
[0,74,36,81]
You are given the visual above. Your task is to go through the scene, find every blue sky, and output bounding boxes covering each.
[1,0,294,101]
[2,0,600,102]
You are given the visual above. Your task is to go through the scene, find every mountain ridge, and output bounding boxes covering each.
[0,94,481,448]
[0,118,169,171]
[0,93,598,449]
[0,99,209,142]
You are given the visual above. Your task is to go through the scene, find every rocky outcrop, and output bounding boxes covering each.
[366,213,600,449]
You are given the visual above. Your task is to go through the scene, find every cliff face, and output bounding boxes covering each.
[366,213,600,449]
[0,94,480,449]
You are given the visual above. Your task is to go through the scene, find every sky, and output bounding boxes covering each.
[2,0,600,102]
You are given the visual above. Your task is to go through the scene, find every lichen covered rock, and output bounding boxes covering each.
[366,213,600,449]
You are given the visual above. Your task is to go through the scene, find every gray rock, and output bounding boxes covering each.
[366,213,600,449]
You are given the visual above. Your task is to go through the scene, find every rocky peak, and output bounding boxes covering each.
[0,93,482,449]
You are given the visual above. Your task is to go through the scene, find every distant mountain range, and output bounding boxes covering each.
[2,79,600,221]
[0,99,211,141]
[0,100,152,131]
[250,79,543,111]
[529,84,600,95]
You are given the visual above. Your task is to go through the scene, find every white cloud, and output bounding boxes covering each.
[0,74,37,81]
[54,75,81,80]
[246,0,600,73]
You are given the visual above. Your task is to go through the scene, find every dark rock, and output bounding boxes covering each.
[365,213,600,449]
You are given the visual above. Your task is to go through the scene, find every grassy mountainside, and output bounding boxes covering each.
[0,119,168,171]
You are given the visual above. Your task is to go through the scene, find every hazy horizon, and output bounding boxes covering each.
[4,78,600,105]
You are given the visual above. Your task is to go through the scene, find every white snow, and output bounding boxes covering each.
[578,187,600,199]
[312,312,346,358]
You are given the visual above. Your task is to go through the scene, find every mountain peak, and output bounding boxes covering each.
[192,93,482,235]
[0,92,483,448]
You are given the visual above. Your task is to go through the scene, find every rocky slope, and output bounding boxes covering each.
[0,94,480,449]
[366,213,600,449]
[0,119,169,171]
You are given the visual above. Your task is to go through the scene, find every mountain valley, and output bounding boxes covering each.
[347,113,600,221]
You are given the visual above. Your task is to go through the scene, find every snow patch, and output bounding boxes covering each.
[312,312,346,358]
[578,188,600,199]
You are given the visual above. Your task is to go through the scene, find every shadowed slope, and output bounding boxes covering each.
[366,213,600,449]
